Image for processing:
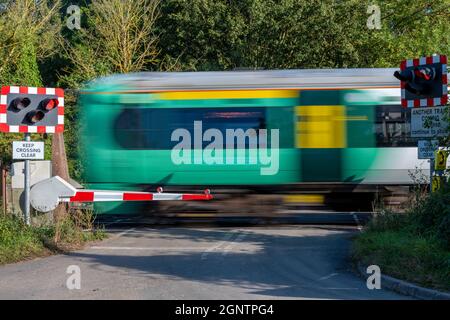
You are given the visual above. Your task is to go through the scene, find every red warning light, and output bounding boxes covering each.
[41,98,59,111]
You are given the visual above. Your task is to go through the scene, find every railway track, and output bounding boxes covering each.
[88,192,386,227]
[93,209,373,228]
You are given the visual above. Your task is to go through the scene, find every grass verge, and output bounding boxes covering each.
[353,189,450,292]
[0,210,106,265]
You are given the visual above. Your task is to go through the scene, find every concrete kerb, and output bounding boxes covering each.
[357,263,450,300]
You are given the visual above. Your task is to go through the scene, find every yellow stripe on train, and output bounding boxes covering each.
[159,90,299,100]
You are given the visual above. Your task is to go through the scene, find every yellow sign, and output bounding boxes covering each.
[431,176,443,192]
[434,150,449,171]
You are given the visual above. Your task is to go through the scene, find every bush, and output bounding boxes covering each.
[353,184,450,292]
[354,229,450,291]
[0,215,47,264]
[0,210,106,265]
[366,209,407,233]
[409,190,450,236]
[437,213,450,249]
[52,211,106,246]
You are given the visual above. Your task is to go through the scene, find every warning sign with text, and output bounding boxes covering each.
[411,106,449,138]
[12,141,45,160]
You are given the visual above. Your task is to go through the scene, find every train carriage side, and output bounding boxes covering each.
[79,70,427,214]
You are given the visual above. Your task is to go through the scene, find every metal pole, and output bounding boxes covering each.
[2,165,6,216]
[429,158,434,193]
[24,133,31,225]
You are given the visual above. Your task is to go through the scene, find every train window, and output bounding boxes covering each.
[375,105,417,147]
[114,107,268,150]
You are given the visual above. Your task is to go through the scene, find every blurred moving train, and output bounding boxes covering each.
[78,69,431,214]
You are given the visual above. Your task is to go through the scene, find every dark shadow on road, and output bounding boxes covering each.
[66,226,405,299]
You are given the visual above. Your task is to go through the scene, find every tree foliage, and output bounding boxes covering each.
[0,0,62,86]
[156,0,449,70]
[0,0,449,174]
[60,0,160,87]
[0,0,62,164]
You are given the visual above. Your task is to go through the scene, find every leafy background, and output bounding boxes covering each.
[0,0,449,180]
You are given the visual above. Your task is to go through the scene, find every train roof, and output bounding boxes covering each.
[82,68,400,93]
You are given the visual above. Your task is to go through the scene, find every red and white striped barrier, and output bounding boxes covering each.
[400,54,448,108]
[61,189,212,203]
[30,176,212,213]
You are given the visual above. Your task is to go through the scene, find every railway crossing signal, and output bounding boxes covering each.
[394,54,447,108]
[395,54,449,193]
[0,86,64,133]
[2,85,211,222]
[1,85,64,225]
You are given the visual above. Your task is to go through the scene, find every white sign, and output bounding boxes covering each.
[12,141,45,160]
[418,140,439,159]
[411,106,448,138]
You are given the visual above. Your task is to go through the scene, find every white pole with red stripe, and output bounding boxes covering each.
[30,176,212,213]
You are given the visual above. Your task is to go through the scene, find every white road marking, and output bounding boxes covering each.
[201,232,237,260]
[222,233,247,256]
[89,245,338,251]
[100,227,136,242]
[321,287,359,290]
[351,212,363,231]
[90,246,218,251]
[319,272,340,281]
[117,227,136,237]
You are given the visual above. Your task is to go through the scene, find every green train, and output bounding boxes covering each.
[79,69,427,214]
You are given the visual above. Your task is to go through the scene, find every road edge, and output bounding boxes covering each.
[357,263,450,300]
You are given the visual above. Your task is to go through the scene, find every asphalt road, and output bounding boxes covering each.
[0,225,408,299]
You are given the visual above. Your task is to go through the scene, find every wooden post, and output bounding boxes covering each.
[51,132,70,227]
[1,163,7,216]
[51,133,70,181]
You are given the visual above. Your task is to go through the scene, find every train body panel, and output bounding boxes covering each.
[78,69,427,214]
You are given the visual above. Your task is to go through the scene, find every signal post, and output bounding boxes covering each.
[0,86,64,224]
[1,85,212,221]
[394,54,448,192]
